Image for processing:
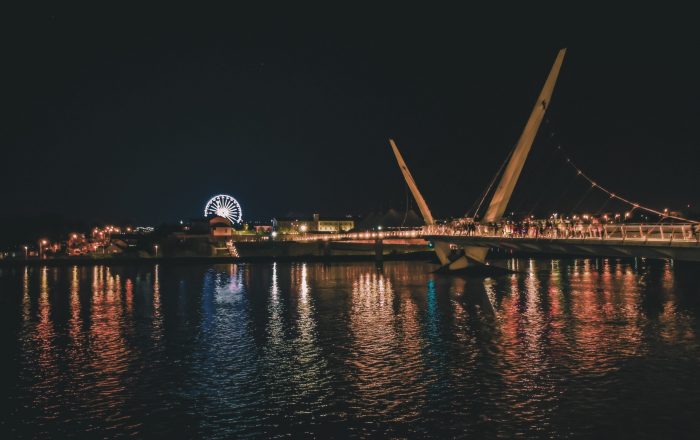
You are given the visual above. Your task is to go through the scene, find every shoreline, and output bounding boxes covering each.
[0,251,437,267]
[3,250,692,269]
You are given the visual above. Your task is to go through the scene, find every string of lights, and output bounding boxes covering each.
[556,145,699,224]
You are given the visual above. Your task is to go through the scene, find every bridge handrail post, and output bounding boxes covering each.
[669,225,674,245]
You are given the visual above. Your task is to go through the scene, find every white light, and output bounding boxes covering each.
[204,194,243,223]
[271,231,278,238]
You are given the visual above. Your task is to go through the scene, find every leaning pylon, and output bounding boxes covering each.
[389,138,452,266]
[446,48,566,270]
[391,48,566,270]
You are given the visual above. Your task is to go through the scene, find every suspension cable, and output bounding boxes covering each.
[568,184,595,217]
[557,146,698,224]
[539,116,698,224]
[469,146,515,219]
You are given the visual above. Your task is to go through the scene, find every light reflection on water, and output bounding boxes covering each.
[2,259,700,438]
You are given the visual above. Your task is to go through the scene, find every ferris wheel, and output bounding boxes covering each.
[204,194,243,224]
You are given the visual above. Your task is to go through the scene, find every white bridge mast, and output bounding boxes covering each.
[390,48,566,270]
[389,138,452,265]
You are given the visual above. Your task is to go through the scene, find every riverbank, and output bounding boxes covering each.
[0,250,437,267]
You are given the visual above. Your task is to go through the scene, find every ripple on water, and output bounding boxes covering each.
[2,259,700,438]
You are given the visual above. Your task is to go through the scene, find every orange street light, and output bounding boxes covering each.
[39,239,48,259]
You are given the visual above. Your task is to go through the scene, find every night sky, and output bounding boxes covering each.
[3,6,699,228]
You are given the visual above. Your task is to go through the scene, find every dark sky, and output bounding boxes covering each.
[3,5,699,225]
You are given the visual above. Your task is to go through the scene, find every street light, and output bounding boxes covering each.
[39,239,48,259]
[23,245,28,258]
[154,244,159,257]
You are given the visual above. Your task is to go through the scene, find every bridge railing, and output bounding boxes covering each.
[229,229,424,243]
[233,223,700,245]
[423,223,700,244]
[291,229,424,242]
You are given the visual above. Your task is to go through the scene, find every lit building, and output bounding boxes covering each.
[274,213,354,234]
[209,216,234,237]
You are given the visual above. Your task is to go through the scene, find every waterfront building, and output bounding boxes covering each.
[166,217,241,256]
[274,213,354,233]
[210,216,234,237]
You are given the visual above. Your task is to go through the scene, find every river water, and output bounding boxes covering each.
[1,259,699,438]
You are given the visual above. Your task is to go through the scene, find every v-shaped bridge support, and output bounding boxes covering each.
[390,48,566,270]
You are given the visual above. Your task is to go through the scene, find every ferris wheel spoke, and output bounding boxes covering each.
[204,194,242,223]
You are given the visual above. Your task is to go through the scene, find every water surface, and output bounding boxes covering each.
[1,259,700,438]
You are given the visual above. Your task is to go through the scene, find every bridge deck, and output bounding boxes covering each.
[286,223,700,261]
[425,234,700,262]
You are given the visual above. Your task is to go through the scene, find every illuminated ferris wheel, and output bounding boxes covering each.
[204,194,243,224]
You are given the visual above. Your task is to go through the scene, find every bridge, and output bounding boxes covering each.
[289,223,700,263]
[424,223,700,262]
[291,48,700,268]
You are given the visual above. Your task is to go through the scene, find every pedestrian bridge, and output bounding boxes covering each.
[290,223,700,262]
[380,48,700,269]
[423,223,700,262]
[291,49,699,268]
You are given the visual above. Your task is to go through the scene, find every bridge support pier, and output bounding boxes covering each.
[374,238,383,262]
[434,241,491,271]
[320,240,332,257]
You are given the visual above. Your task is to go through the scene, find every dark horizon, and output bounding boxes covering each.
[3,6,699,230]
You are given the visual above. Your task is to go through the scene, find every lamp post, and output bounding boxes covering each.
[154,244,159,258]
[24,245,28,258]
[39,240,48,259]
